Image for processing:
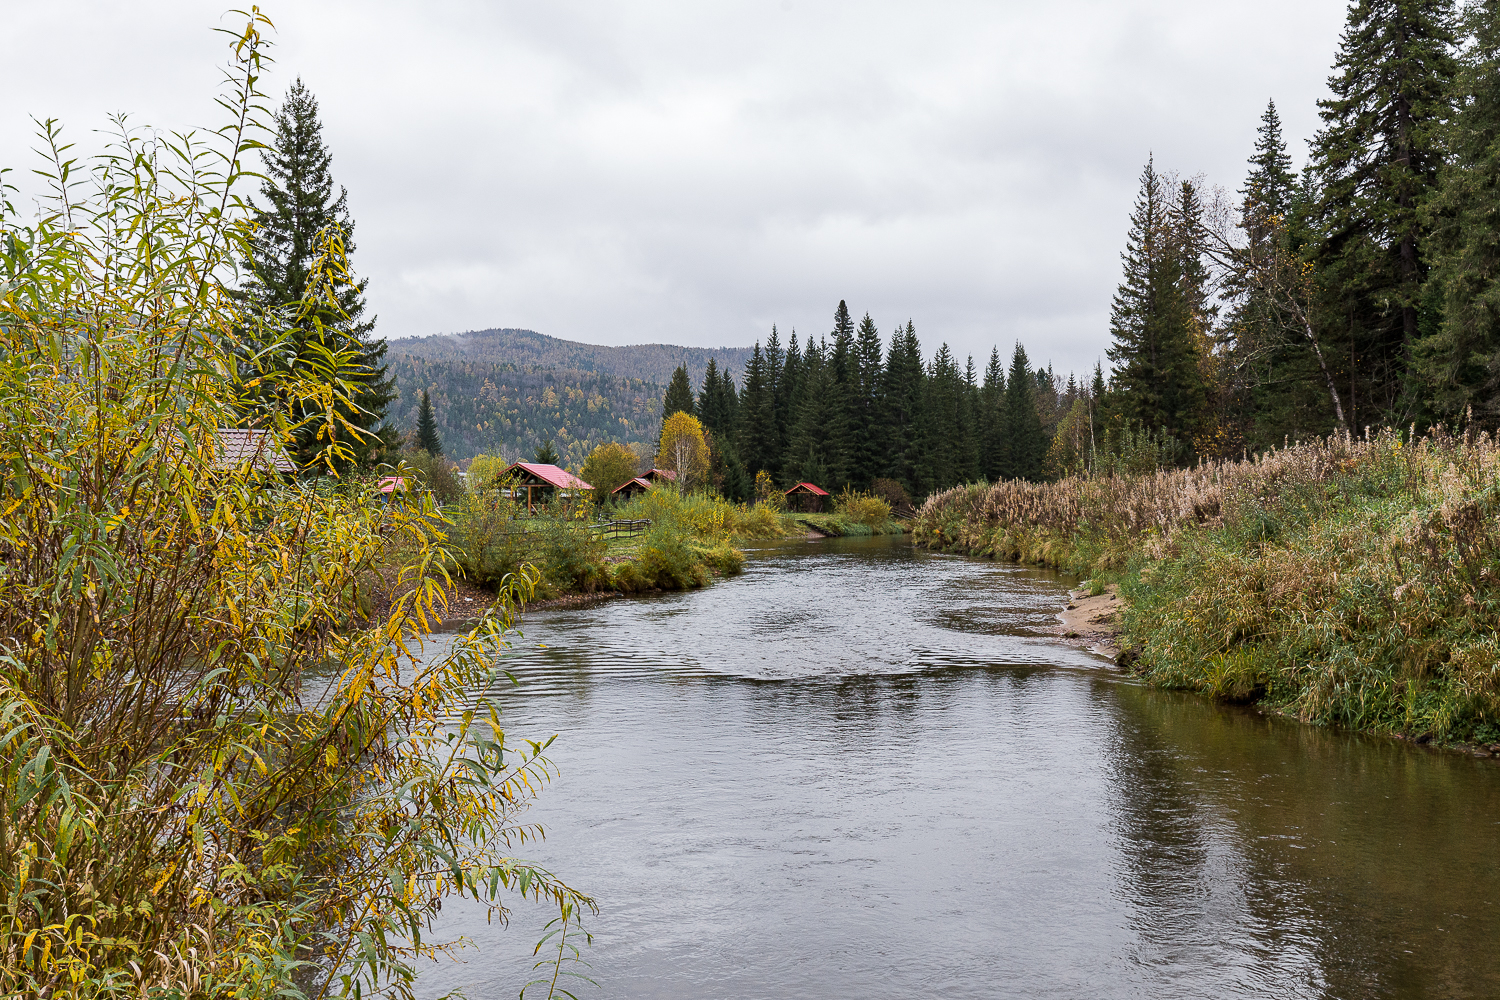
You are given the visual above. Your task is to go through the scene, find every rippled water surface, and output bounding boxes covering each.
[415,535,1500,1000]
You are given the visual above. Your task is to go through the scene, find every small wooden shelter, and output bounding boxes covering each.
[784,481,830,513]
[641,468,677,485]
[611,476,654,501]
[500,462,593,513]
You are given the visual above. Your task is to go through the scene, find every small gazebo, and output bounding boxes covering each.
[499,462,593,513]
[784,481,830,513]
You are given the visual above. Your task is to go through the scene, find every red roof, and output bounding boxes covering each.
[611,477,653,494]
[643,467,677,482]
[504,462,593,490]
[785,481,830,496]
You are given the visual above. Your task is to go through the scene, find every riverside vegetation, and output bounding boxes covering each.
[916,430,1500,746]
[0,16,595,999]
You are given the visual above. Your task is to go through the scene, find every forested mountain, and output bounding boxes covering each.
[386,356,668,467]
[390,327,753,385]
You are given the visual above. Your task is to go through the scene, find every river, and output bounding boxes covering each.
[415,534,1500,999]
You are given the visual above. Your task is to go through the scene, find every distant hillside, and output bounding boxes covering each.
[390,327,753,386]
[384,329,752,466]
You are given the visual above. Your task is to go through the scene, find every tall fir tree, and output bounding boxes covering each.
[1003,344,1048,481]
[882,322,927,495]
[979,347,1006,480]
[1307,0,1459,422]
[852,313,887,488]
[242,79,395,471]
[739,341,779,476]
[416,390,443,457]
[784,336,834,486]
[1243,100,1298,223]
[826,303,858,488]
[921,345,962,491]
[776,332,803,471]
[1416,0,1500,423]
[662,364,696,421]
[1106,157,1211,447]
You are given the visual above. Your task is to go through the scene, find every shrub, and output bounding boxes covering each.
[401,447,469,505]
[834,487,893,528]
[0,23,588,998]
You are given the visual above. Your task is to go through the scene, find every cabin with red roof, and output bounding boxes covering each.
[610,476,655,501]
[499,461,593,513]
[784,481,830,513]
[641,468,677,485]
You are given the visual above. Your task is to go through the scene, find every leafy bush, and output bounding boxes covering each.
[401,447,469,505]
[834,487,893,528]
[0,24,588,997]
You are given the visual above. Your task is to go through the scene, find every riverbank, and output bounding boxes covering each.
[916,429,1500,748]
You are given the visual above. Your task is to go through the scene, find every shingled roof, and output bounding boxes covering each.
[216,428,295,473]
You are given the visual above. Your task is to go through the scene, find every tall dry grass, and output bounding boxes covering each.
[917,428,1500,743]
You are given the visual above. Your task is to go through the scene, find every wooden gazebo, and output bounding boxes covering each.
[784,481,830,513]
[499,462,593,513]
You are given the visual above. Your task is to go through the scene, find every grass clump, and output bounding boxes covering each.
[916,428,1500,744]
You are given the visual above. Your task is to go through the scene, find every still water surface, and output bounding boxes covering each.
[417,535,1500,999]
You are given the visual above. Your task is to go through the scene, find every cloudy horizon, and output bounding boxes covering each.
[6,1,1350,378]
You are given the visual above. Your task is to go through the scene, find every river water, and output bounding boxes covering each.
[415,535,1500,1000]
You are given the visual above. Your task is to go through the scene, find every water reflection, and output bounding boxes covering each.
[414,535,1500,1000]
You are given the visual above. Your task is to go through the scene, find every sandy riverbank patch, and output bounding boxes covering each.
[1052,584,1123,662]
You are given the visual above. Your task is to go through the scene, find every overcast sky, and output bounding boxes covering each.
[5,1,1351,378]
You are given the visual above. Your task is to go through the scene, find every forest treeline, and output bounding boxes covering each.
[1104,0,1500,452]
[670,302,1083,503]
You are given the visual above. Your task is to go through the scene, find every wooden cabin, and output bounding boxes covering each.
[499,462,593,513]
[784,481,830,513]
[611,476,654,501]
[641,467,678,486]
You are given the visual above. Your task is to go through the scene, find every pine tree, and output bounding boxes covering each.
[979,348,1006,480]
[662,364,696,421]
[922,345,961,491]
[776,332,803,470]
[242,79,394,470]
[1307,0,1459,421]
[739,341,778,476]
[784,336,833,486]
[957,356,981,483]
[1004,344,1048,481]
[533,439,560,465]
[851,313,887,488]
[416,390,443,456]
[826,303,858,489]
[1243,100,1298,224]
[1416,0,1500,423]
[882,322,926,495]
[1106,157,1211,447]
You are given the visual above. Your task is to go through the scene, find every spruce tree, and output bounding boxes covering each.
[777,332,803,470]
[957,356,981,483]
[979,347,1006,480]
[852,313,887,488]
[416,390,443,456]
[243,79,394,470]
[533,439,560,465]
[1243,100,1298,223]
[1004,344,1047,481]
[1106,157,1211,447]
[826,303,858,489]
[662,364,696,421]
[1307,0,1459,421]
[784,336,833,486]
[882,322,926,495]
[1416,0,1500,422]
[739,342,778,477]
[921,345,961,491]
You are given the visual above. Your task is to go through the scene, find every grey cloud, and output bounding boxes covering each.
[3,0,1349,379]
